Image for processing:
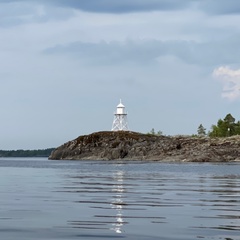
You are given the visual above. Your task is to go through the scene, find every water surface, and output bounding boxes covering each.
[0,158,240,240]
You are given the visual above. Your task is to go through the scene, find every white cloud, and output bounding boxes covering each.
[213,66,240,101]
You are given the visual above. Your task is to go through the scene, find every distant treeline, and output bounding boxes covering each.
[0,148,55,157]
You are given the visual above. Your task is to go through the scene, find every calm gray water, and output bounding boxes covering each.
[0,158,240,240]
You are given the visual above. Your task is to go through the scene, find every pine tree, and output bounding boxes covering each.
[197,124,206,136]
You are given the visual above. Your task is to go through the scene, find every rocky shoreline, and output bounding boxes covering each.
[48,131,240,162]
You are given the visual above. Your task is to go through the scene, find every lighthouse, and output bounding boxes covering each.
[111,100,128,131]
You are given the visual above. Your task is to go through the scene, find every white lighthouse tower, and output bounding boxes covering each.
[111,100,128,131]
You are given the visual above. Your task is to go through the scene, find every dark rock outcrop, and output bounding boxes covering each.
[48,131,240,162]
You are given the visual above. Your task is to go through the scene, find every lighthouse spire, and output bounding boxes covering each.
[111,99,128,131]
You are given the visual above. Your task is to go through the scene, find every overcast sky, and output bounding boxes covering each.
[1,0,240,150]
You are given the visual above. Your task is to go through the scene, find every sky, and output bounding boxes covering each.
[1,0,240,150]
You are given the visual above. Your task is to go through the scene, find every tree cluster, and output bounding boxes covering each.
[208,113,240,137]
[147,128,163,136]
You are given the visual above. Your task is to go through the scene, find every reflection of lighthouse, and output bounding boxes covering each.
[111,100,128,131]
[111,170,125,233]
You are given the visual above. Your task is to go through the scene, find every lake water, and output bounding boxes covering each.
[0,158,240,240]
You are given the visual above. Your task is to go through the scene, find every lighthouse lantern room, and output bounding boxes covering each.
[111,100,128,131]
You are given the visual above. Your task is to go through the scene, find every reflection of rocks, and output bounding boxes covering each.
[49,131,240,162]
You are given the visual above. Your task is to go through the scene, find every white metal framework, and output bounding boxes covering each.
[111,100,128,131]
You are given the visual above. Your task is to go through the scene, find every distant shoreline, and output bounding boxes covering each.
[0,148,55,158]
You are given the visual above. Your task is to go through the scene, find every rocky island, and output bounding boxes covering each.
[48,131,240,162]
